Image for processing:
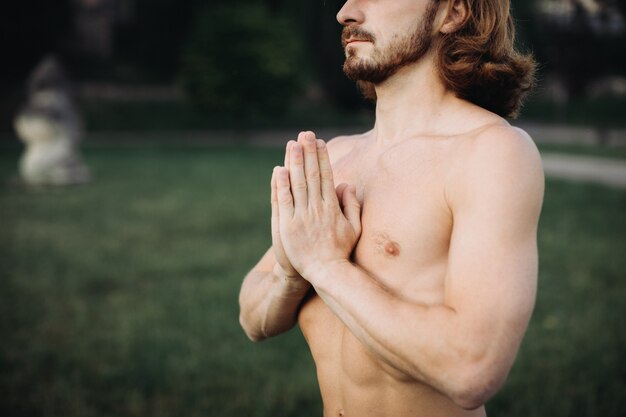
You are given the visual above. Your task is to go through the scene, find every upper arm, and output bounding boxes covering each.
[445,127,544,363]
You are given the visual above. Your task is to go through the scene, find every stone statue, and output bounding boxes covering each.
[14,55,92,186]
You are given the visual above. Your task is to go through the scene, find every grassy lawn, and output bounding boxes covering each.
[1,145,625,417]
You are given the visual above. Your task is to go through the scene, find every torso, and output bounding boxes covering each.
[297,126,497,417]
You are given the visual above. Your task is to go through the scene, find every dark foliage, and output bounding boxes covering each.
[178,2,302,119]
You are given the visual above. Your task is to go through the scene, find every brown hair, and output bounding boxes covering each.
[436,0,536,118]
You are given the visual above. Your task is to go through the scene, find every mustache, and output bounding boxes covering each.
[341,26,376,48]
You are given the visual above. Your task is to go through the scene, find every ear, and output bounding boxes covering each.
[439,0,470,34]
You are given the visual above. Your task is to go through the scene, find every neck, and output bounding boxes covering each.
[372,54,457,143]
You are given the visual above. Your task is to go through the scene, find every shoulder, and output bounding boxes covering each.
[324,131,370,165]
[448,122,545,211]
[468,123,542,169]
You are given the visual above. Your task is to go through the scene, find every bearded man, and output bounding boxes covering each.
[239,0,544,416]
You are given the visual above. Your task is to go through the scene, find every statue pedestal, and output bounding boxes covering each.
[15,57,92,186]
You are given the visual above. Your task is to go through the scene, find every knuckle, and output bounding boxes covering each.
[278,190,293,204]
[320,167,333,178]
[291,151,304,164]
[310,206,324,219]
[307,169,320,179]
[279,196,292,205]
[292,181,307,191]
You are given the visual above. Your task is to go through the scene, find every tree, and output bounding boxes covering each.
[178,2,303,119]
[512,0,625,98]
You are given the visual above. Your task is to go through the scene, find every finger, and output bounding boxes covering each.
[316,139,336,203]
[299,132,322,207]
[271,167,280,239]
[276,167,295,219]
[342,184,362,237]
[289,142,308,211]
[284,140,295,167]
[335,183,349,209]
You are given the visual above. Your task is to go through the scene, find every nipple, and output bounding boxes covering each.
[384,241,400,257]
[373,232,401,258]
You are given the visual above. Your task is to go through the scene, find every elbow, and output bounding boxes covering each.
[239,312,267,343]
[245,332,266,343]
[238,292,269,342]
[450,386,492,411]
[448,363,507,410]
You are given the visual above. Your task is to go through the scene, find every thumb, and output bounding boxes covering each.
[342,185,361,236]
[335,183,349,208]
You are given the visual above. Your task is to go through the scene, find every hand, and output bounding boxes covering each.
[276,131,361,280]
[270,141,301,279]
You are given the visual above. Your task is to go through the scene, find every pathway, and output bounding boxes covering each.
[541,153,626,188]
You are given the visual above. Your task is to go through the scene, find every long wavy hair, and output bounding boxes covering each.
[436,0,536,118]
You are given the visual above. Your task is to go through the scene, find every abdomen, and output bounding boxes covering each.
[298,293,487,417]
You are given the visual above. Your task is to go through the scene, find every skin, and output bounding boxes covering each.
[239,1,545,416]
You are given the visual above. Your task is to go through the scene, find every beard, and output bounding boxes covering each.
[342,1,439,99]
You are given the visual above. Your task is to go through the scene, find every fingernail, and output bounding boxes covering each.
[316,139,325,149]
[292,143,302,152]
[302,132,315,143]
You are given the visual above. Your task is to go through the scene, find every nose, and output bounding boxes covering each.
[336,0,364,26]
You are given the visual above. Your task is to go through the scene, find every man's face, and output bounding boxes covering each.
[339,0,440,84]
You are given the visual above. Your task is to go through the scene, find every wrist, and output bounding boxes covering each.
[274,262,299,278]
[273,263,310,295]
[303,258,352,290]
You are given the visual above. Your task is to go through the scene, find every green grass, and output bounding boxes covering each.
[1,146,625,417]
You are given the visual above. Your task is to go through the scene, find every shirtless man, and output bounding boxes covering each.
[239,0,544,415]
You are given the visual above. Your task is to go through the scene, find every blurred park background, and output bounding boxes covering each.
[1,0,625,416]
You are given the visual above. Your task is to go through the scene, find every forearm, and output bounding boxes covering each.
[308,260,503,408]
[239,263,311,342]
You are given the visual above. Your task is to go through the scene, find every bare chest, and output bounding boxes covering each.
[297,138,457,394]
[333,141,454,300]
